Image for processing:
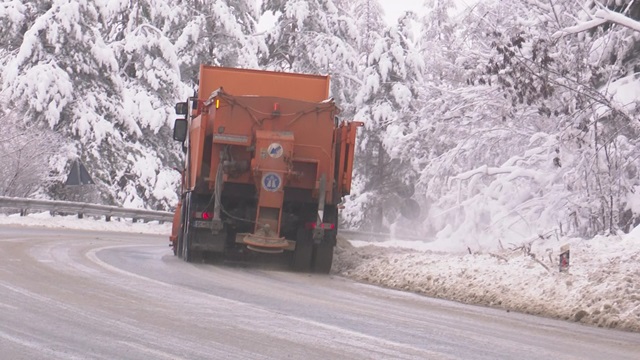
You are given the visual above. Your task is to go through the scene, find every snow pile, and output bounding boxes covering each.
[334,231,640,332]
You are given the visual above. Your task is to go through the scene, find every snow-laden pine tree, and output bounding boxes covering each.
[346,0,385,56]
[97,0,186,209]
[2,0,123,204]
[172,0,265,84]
[260,0,358,110]
[261,0,356,71]
[342,11,424,232]
[1,0,189,208]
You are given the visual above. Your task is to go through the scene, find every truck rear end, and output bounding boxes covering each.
[170,66,361,273]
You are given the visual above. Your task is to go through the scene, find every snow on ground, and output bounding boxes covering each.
[334,232,640,333]
[2,212,639,332]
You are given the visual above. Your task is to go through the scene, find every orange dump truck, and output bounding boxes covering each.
[170,65,361,273]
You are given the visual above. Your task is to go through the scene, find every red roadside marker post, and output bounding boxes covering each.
[559,244,570,272]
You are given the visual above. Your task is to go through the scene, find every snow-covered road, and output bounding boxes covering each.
[2,213,640,333]
[0,220,639,358]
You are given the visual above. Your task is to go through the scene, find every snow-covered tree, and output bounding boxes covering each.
[345,0,385,56]
[407,0,640,249]
[261,0,359,110]
[343,12,424,232]
[0,0,181,208]
[262,0,356,71]
[173,0,264,83]
[0,101,66,198]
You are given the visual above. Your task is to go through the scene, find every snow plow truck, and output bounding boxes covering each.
[170,66,361,273]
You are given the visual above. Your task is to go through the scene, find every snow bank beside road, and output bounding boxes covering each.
[334,232,640,332]
[0,212,171,235]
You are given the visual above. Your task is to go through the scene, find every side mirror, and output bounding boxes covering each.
[173,118,188,142]
[175,102,188,115]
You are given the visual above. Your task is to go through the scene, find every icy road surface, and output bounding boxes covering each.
[0,226,639,359]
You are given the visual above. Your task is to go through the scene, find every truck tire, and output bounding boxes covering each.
[312,243,334,274]
[292,227,313,272]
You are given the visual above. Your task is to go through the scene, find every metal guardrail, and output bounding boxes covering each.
[0,196,174,223]
[339,229,392,241]
[0,197,429,242]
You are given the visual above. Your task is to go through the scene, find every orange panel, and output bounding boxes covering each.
[170,200,182,243]
[253,131,295,234]
[342,121,363,195]
[188,115,207,190]
[198,65,330,103]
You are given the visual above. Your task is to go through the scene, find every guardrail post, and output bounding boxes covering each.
[78,213,84,219]
[20,209,27,217]
[105,215,111,222]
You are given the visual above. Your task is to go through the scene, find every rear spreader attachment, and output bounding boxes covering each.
[236,224,293,254]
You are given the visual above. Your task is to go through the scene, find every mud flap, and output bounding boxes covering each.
[181,192,197,263]
[312,243,334,274]
[292,227,313,272]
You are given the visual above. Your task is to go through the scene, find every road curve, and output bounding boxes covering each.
[0,226,638,359]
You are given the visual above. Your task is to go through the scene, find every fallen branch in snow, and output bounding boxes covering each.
[528,253,551,272]
[510,242,551,272]
[553,8,640,38]
[489,253,509,262]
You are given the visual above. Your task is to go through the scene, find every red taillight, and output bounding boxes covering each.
[306,222,335,230]
[272,103,280,117]
[202,212,211,220]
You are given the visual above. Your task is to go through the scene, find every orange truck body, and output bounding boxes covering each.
[170,65,361,273]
